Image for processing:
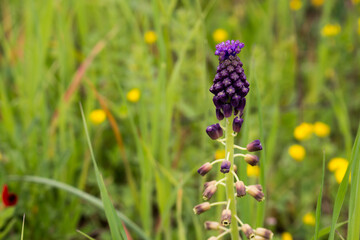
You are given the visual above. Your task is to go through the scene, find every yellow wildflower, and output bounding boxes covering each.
[302,212,316,226]
[212,29,228,43]
[281,232,293,240]
[215,149,226,160]
[294,122,313,141]
[311,0,324,7]
[290,0,302,11]
[313,121,330,137]
[288,144,306,162]
[328,157,348,172]
[89,109,106,125]
[144,31,157,44]
[127,88,141,103]
[328,158,350,184]
[321,24,341,37]
[247,165,260,177]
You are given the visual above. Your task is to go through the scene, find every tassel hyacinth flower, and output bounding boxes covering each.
[193,40,273,240]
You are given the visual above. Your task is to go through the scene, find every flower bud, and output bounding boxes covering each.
[247,140,263,152]
[204,180,217,189]
[203,184,217,200]
[235,181,246,197]
[206,123,223,140]
[231,94,242,107]
[242,224,255,239]
[233,117,243,132]
[247,185,265,202]
[233,164,238,174]
[220,160,231,173]
[222,104,232,118]
[197,162,213,176]
[216,108,224,120]
[244,154,259,166]
[255,228,273,239]
[193,202,211,215]
[204,221,220,230]
[220,209,231,226]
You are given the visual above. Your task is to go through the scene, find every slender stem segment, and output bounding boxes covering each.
[225,116,239,240]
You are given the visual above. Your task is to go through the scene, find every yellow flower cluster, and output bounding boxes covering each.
[328,157,350,184]
[311,0,324,7]
[303,212,316,226]
[212,29,228,43]
[144,31,157,44]
[288,144,306,161]
[294,122,330,140]
[90,109,106,125]
[281,232,293,240]
[321,24,341,37]
[127,88,141,103]
[290,0,302,11]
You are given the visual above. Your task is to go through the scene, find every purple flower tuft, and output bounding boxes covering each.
[215,40,245,61]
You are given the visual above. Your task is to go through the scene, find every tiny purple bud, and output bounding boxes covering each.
[220,209,231,226]
[222,104,232,118]
[216,108,224,121]
[230,72,239,81]
[231,94,242,107]
[197,162,213,176]
[222,78,232,87]
[235,181,246,197]
[220,69,228,77]
[247,140,263,152]
[255,228,274,239]
[206,124,223,140]
[233,117,244,132]
[204,180,216,189]
[204,221,220,230]
[217,91,228,102]
[213,96,222,108]
[193,202,211,215]
[240,87,249,97]
[220,160,231,173]
[247,185,265,202]
[244,154,259,166]
[209,85,217,94]
[226,65,235,72]
[234,80,243,90]
[244,80,250,87]
[237,98,246,113]
[226,86,236,96]
[242,224,255,239]
[203,184,217,200]
[213,82,223,92]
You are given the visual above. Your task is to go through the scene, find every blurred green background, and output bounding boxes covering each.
[0,0,359,239]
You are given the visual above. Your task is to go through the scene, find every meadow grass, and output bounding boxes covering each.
[0,0,359,239]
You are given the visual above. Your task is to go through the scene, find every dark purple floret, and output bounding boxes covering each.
[222,104,232,118]
[216,108,224,121]
[233,117,243,132]
[231,94,241,107]
[226,86,236,96]
[247,140,263,152]
[223,78,232,87]
[206,123,223,140]
[213,96,222,108]
[220,160,231,173]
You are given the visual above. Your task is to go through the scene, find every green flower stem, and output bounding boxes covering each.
[225,116,239,240]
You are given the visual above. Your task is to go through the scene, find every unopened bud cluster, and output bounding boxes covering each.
[194,40,273,240]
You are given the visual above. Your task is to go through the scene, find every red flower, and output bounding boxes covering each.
[2,185,18,207]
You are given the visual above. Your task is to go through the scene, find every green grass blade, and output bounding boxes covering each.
[347,124,360,240]
[314,152,326,239]
[79,103,127,240]
[7,175,148,239]
[21,214,25,240]
[76,230,96,240]
[310,221,347,240]
[329,123,360,240]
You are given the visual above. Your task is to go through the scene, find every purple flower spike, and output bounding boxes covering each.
[247,140,263,152]
[206,123,223,140]
[220,160,231,173]
[233,117,244,132]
